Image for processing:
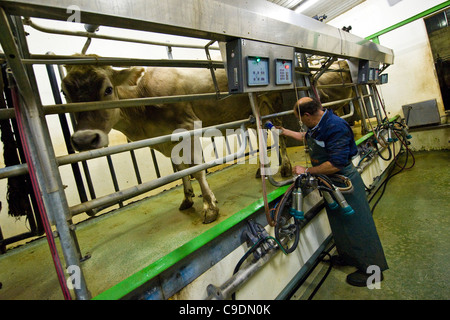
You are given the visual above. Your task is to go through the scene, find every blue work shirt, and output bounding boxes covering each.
[306,109,358,169]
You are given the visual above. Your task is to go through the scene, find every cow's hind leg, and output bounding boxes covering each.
[255,94,292,178]
[277,130,292,177]
[191,169,219,224]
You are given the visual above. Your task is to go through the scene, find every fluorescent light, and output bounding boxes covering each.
[294,0,321,13]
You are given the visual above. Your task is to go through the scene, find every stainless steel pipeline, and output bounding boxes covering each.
[206,246,277,300]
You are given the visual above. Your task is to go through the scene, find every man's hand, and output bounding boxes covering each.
[293,165,307,175]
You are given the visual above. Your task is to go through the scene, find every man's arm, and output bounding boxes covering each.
[278,127,306,141]
[293,161,340,175]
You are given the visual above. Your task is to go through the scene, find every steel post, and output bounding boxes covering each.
[0,8,90,300]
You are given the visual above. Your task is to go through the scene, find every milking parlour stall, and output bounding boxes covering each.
[0,0,449,310]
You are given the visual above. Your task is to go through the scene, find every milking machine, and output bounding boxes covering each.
[371,117,412,162]
[271,172,354,253]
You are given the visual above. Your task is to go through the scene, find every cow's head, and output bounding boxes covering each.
[62,56,144,151]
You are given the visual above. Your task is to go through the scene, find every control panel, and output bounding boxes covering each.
[226,39,295,93]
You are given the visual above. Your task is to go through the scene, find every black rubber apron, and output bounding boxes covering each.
[307,136,388,272]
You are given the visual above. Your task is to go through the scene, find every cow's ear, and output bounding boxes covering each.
[64,64,74,74]
[111,67,144,86]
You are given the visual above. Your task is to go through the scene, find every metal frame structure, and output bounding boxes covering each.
[0,0,393,300]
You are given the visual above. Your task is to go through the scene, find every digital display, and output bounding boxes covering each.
[275,59,293,85]
[247,56,269,86]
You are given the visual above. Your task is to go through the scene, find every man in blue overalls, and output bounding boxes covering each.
[279,97,388,287]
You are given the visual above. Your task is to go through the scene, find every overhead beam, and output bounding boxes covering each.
[0,0,394,64]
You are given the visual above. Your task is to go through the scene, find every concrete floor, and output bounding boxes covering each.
[299,150,450,300]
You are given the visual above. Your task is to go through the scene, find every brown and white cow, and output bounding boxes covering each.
[61,56,292,224]
[316,60,361,126]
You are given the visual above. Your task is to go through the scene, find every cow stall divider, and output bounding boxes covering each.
[0,0,399,300]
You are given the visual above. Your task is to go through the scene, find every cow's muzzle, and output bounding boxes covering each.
[71,129,109,151]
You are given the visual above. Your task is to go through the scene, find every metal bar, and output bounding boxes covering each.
[204,40,221,99]
[3,91,237,121]
[368,84,383,123]
[0,84,354,120]
[0,8,90,300]
[315,83,355,89]
[106,155,123,208]
[129,148,142,185]
[0,0,394,64]
[0,91,234,119]
[312,57,337,83]
[321,97,356,108]
[69,123,248,216]
[207,245,277,300]
[207,198,326,300]
[43,92,232,115]
[58,118,251,167]
[44,61,93,215]
[23,17,221,51]
[20,57,224,69]
[150,148,161,179]
[340,100,355,120]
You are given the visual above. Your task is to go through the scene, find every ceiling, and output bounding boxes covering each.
[267,0,366,22]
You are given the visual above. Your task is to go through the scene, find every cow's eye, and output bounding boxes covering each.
[104,86,113,96]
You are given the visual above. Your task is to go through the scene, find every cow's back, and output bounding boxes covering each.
[138,67,280,128]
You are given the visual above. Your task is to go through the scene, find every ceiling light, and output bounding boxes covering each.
[294,0,321,13]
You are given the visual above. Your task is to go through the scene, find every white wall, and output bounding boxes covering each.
[328,0,447,118]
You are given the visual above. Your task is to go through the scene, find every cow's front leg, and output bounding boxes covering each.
[192,169,219,224]
[175,163,195,210]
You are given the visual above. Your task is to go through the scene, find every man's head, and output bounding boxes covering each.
[293,97,323,128]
